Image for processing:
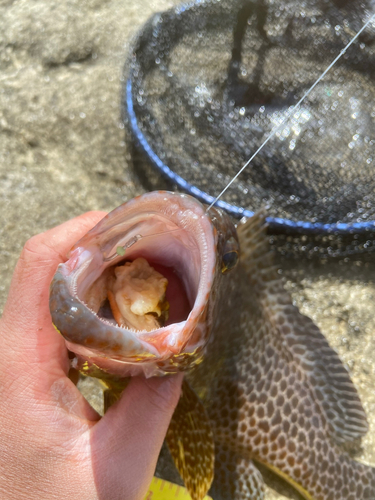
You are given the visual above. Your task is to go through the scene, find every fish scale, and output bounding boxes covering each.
[188,213,375,499]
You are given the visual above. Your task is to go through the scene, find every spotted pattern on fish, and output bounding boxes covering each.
[166,380,215,500]
[209,443,265,500]
[189,212,375,500]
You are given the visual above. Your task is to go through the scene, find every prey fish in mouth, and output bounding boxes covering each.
[49,191,375,500]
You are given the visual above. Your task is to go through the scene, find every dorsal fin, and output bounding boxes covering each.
[237,213,369,444]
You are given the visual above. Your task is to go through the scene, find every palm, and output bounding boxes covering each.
[0,212,181,500]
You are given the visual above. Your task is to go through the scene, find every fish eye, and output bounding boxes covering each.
[222,236,239,274]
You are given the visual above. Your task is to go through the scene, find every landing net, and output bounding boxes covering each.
[123,0,375,244]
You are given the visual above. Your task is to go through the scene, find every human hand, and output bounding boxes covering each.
[0,212,182,500]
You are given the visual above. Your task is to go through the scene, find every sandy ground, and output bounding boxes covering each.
[1,1,374,499]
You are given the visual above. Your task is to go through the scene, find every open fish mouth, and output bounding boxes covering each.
[49,191,218,377]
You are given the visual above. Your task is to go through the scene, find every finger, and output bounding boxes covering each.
[91,374,183,500]
[1,211,106,371]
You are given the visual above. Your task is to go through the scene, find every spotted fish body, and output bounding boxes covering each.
[189,213,375,500]
[49,192,375,500]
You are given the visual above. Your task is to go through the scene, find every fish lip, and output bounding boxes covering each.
[50,191,217,373]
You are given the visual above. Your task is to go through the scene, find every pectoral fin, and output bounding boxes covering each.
[166,379,215,500]
[102,376,130,412]
[73,356,129,412]
[103,388,121,412]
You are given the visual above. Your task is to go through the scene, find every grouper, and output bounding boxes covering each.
[49,191,375,500]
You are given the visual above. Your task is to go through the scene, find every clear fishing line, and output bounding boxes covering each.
[206,11,375,213]
[105,228,184,262]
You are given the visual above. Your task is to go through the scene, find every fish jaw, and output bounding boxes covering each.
[49,191,224,378]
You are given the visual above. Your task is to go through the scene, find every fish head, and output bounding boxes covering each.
[49,191,239,377]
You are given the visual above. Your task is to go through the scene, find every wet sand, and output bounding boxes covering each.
[0,1,374,499]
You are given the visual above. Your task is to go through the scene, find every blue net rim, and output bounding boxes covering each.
[125,76,375,236]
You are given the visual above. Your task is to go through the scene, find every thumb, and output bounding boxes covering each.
[90,373,183,500]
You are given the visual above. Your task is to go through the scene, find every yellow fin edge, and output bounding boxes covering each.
[254,457,315,500]
[144,477,213,500]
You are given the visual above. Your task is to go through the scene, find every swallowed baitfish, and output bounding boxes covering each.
[49,191,375,500]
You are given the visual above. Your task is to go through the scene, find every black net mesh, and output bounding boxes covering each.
[123,0,375,239]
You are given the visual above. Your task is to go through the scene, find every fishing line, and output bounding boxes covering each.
[206,11,375,213]
[105,228,183,262]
